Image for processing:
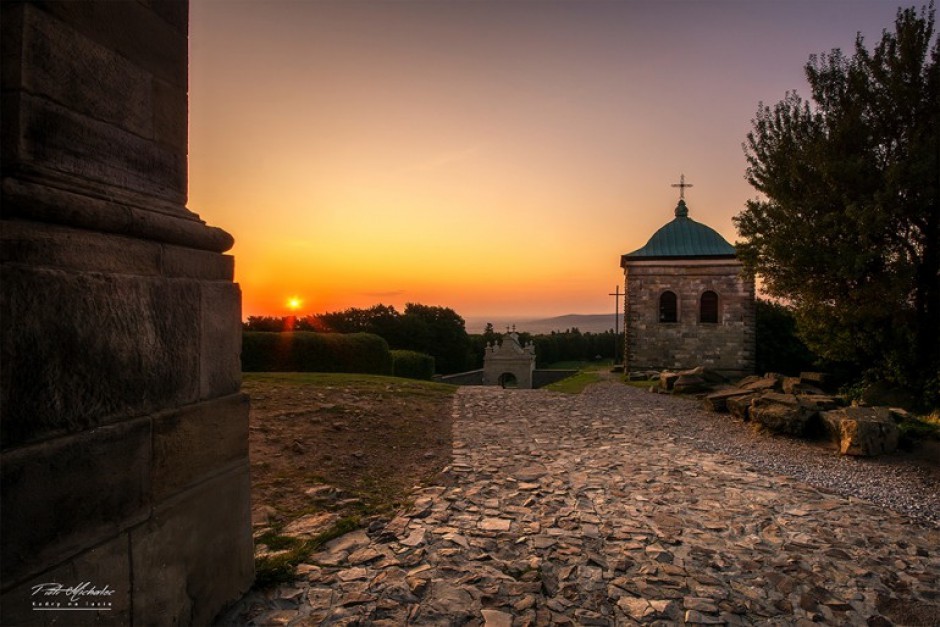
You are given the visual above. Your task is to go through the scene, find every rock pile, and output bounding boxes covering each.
[701,372,902,457]
[631,369,905,458]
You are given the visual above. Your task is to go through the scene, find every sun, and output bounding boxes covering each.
[286,296,303,312]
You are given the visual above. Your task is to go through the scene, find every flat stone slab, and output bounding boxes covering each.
[221,383,940,626]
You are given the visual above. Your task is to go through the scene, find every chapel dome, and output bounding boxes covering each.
[621,199,736,262]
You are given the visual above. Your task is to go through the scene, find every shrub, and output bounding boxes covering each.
[391,350,435,380]
[242,332,392,375]
[755,299,817,375]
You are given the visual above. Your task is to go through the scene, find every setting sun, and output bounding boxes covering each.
[286,296,303,312]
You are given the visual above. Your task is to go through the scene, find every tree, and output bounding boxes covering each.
[754,300,818,376]
[735,5,939,401]
[401,303,471,374]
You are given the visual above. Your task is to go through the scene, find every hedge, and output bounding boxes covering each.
[391,350,436,380]
[242,332,393,375]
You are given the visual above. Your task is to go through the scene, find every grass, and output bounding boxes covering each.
[243,371,456,395]
[545,359,615,372]
[543,371,603,394]
[898,411,940,448]
[254,516,361,588]
[244,371,456,589]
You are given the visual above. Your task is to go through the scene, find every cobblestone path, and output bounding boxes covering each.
[224,383,940,626]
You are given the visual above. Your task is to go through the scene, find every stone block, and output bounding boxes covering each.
[673,374,708,394]
[703,388,754,412]
[799,371,828,387]
[740,375,782,393]
[821,407,899,456]
[131,463,254,627]
[0,4,25,91]
[659,371,679,391]
[148,0,189,33]
[2,177,234,251]
[151,394,249,501]
[200,282,243,400]
[797,394,843,411]
[727,394,756,421]
[19,5,153,137]
[1,265,200,447]
[30,1,188,88]
[16,93,185,204]
[750,394,815,435]
[0,534,130,626]
[162,245,234,280]
[783,376,825,396]
[1,418,151,586]
[1,221,162,276]
[153,78,187,152]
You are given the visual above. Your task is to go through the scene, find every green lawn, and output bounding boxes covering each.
[243,371,455,396]
[544,359,615,372]
[543,371,604,394]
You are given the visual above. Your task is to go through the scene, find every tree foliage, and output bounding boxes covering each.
[735,5,939,400]
[754,300,818,376]
[244,303,473,375]
[468,328,618,369]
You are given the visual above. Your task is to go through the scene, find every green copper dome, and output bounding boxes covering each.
[621,199,736,262]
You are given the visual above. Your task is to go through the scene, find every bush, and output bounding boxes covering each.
[242,332,392,375]
[755,299,817,375]
[391,350,435,380]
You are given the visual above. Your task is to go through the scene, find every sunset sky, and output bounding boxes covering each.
[188,0,902,326]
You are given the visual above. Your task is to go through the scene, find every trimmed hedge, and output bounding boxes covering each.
[391,350,436,380]
[242,332,393,375]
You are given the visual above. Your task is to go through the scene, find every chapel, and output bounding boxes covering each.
[620,177,755,377]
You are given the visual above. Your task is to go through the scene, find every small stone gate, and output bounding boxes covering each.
[482,332,536,389]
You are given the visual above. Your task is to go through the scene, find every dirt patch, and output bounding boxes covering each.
[245,373,455,533]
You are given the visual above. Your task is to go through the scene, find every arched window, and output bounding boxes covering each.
[659,291,677,323]
[700,290,719,323]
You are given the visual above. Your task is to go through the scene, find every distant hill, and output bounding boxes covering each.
[465,314,616,335]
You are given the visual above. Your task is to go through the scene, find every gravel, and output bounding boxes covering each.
[589,382,940,528]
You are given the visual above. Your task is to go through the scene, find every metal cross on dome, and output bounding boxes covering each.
[671,174,693,200]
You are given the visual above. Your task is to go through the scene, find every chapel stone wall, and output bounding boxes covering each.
[624,262,755,376]
[1,2,254,624]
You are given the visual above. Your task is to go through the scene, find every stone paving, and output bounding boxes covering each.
[223,383,940,626]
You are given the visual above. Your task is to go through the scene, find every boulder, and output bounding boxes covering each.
[783,377,826,396]
[799,372,829,387]
[673,374,708,394]
[797,394,844,411]
[659,371,680,391]
[703,388,756,413]
[740,374,783,393]
[678,366,727,385]
[750,393,816,435]
[887,407,912,423]
[727,394,757,421]
[821,407,899,456]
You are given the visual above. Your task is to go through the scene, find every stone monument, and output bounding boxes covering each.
[1,1,253,624]
[620,177,755,377]
[483,331,536,389]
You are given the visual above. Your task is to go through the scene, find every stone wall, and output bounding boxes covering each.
[1,2,254,624]
[623,260,755,376]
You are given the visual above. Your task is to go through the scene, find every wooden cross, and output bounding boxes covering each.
[671,174,693,200]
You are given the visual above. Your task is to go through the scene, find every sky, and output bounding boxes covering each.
[188,0,904,324]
